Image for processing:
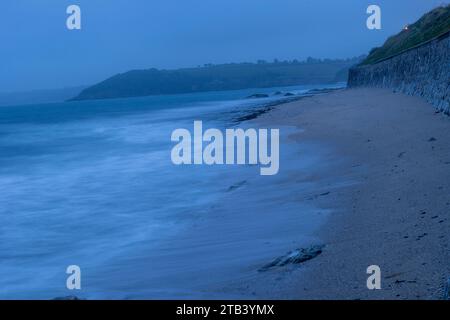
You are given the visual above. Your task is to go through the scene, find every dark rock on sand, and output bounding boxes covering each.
[259,244,325,271]
[53,295,84,300]
[227,180,247,192]
[307,191,331,200]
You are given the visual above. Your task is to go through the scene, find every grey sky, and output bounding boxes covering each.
[1,0,447,92]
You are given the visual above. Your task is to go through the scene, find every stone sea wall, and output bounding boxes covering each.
[348,31,450,113]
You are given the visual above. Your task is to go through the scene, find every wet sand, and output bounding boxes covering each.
[242,88,450,299]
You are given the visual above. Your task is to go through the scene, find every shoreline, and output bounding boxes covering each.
[233,87,344,123]
[242,88,450,299]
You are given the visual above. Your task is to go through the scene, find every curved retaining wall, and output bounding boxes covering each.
[348,32,450,113]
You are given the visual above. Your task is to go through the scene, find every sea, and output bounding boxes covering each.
[0,83,345,299]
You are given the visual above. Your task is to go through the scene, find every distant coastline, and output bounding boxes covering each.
[70,57,362,101]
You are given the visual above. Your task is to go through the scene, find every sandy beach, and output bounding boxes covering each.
[237,88,450,300]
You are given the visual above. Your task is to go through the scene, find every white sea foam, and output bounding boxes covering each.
[0,83,343,299]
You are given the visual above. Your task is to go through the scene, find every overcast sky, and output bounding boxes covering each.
[1,0,447,92]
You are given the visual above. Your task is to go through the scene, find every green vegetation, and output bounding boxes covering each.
[362,4,450,65]
[71,57,362,101]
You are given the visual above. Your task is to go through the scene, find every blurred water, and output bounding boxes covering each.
[0,83,343,299]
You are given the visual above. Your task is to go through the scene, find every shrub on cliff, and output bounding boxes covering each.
[362,4,450,65]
